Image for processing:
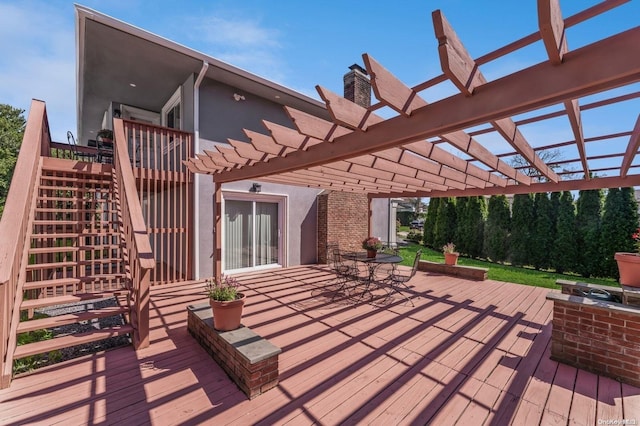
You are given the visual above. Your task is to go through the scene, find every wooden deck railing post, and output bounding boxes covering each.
[0,100,50,389]
[112,119,154,350]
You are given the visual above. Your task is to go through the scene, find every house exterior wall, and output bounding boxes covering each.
[198,79,293,143]
[370,198,392,245]
[198,139,321,278]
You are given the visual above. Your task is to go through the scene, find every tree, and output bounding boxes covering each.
[434,197,456,249]
[552,191,577,274]
[454,197,469,255]
[464,196,486,259]
[0,104,26,218]
[575,187,604,277]
[485,195,510,263]
[530,192,553,270]
[509,148,579,181]
[600,187,639,279]
[423,197,440,248]
[509,193,534,266]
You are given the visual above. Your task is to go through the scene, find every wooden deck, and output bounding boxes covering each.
[1,265,639,425]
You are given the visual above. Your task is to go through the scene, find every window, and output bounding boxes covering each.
[162,87,181,130]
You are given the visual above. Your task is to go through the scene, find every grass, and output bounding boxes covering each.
[397,243,618,290]
[13,311,62,375]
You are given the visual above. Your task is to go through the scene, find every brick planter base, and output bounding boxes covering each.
[547,292,640,388]
[187,303,281,399]
[417,260,488,281]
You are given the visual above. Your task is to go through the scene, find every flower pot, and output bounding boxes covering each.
[210,292,246,331]
[615,253,640,287]
[444,252,459,266]
[367,249,377,258]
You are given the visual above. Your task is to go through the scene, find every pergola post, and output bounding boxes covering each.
[214,182,222,282]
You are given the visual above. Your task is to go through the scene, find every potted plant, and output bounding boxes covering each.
[362,236,383,258]
[96,129,113,143]
[205,275,246,331]
[615,228,640,287]
[442,242,459,265]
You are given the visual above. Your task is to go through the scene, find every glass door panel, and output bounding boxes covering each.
[256,202,278,266]
[224,200,253,270]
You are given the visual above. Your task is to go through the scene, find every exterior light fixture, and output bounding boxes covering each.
[233,93,246,101]
[250,183,261,193]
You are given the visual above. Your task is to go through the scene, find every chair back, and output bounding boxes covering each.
[410,250,422,278]
[67,131,79,157]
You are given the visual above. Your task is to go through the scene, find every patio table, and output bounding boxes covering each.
[342,252,403,299]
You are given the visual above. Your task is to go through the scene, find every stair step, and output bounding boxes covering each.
[30,232,118,239]
[20,292,126,310]
[42,157,112,173]
[39,175,111,185]
[33,220,116,226]
[13,325,133,360]
[35,207,108,213]
[24,275,126,291]
[24,278,81,290]
[18,306,128,332]
[25,261,76,270]
[17,307,129,333]
[29,245,121,255]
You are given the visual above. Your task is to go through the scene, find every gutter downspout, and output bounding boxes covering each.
[193,61,209,279]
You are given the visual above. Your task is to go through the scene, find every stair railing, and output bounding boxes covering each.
[0,100,50,388]
[112,118,154,349]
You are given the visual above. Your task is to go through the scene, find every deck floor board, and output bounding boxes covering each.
[1,265,639,425]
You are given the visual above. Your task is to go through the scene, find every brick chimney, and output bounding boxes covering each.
[343,64,371,108]
[317,65,372,263]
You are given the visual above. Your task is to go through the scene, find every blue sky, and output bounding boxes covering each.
[0,0,638,175]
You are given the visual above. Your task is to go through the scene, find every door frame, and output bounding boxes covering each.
[221,190,288,274]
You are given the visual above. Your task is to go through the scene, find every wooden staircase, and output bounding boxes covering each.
[15,157,133,362]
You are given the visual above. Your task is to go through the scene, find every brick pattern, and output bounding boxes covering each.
[187,309,279,399]
[417,260,488,281]
[550,298,640,388]
[317,191,369,264]
[343,65,371,108]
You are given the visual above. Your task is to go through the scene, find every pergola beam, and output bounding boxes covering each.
[213,28,640,184]
[538,0,568,65]
[378,174,640,199]
[621,115,640,178]
[433,9,560,183]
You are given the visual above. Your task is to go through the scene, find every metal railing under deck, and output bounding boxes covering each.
[0,100,50,388]
[113,119,155,349]
[123,120,193,285]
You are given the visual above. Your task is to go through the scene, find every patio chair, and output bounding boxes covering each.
[383,249,421,306]
[67,131,96,162]
[330,248,360,301]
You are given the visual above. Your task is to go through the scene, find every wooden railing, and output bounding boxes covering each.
[49,141,101,162]
[0,100,50,388]
[123,120,193,284]
[113,119,155,349]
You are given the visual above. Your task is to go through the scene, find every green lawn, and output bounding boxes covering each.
[397,243,618,290]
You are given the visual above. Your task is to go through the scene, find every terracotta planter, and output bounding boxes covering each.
[210,292,246,331]
[615,253,640,287]
[444,252,459,266]
[367,249,377,258]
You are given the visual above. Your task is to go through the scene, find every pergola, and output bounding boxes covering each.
[185,0,640,278]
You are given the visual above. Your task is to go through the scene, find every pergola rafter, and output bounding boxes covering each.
[184,0,640,199]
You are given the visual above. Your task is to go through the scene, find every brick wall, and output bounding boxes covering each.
[187,303,281,399]
[343,64,371,108]
[548,293,640,387]
[317,191,369,263]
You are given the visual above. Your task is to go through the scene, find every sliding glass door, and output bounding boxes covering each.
[223,195,283,273]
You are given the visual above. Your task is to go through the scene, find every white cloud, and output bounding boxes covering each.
[188,13,287,84]
[0,2,76,142]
